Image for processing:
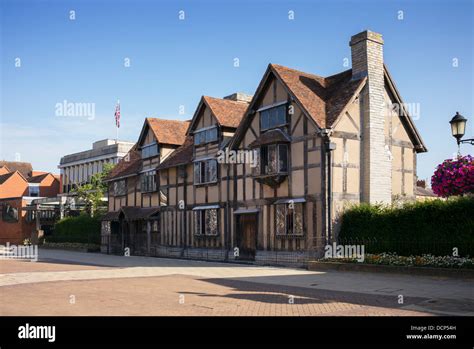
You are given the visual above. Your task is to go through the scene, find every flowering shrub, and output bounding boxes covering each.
[42,242,100,251]
[323,253,474,269]
[431,155,474,198]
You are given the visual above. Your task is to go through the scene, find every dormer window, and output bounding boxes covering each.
[194,126,218,146]
[141,142,159,159]
[28,185,40,197]
[260,104,287,131]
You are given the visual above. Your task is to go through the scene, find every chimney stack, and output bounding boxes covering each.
[350,30,391,204]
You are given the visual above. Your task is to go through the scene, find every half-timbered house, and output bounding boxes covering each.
[101,30,427,265]
[155,94,250,259]
[101,117,189,254]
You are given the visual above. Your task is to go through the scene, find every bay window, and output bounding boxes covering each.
[259,144,288,175]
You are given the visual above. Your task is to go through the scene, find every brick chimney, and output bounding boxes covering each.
[350,30,391,204]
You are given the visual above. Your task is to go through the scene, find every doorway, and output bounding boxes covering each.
[236,213,258,260]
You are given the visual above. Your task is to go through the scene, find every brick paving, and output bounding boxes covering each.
[0,274,431,316]
[0,249,472,316]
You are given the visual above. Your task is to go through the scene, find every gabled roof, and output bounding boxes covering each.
[0,161,32,178]
[187,96,249,133]
[383,64,427,152]
[156,136,194,171]
[232,63,426,153]
[203,96,249,129]
[0,170,28,185]
[106,145,141,181]
[0,172,15,185]
[0,165,11,175]
[269,64,366,129]
[28,173,53,184]
[137,118,190,147]
[415,186,436,197]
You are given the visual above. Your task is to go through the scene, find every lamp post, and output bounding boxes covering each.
[450,112,473,155]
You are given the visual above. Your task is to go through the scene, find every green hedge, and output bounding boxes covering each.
[339,197,474,257]
[49,214,102,244]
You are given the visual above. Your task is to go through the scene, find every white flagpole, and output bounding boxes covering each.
[116,99,120,144]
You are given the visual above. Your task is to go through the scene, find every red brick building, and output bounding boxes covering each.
[0,162,60,244]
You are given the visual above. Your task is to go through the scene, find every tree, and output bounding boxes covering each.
[72,163,115,216]
[431,155,474,198]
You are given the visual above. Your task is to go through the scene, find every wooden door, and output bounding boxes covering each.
[237,214,258,260]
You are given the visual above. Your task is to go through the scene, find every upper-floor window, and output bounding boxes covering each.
[113,180,126,196]
[256,144,288,175]
[28,185,40,197]
[141,142,159,159]
[276,203,303,236]
[194,159,218,185]
[194,208,218,236]
[260,104,287,131]
[194,126,218,146]
[2,205,18,222]
[141,170,156,192]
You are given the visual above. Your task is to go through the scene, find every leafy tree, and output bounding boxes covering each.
[72,163,115,217]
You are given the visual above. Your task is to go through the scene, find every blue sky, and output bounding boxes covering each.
[1,0,473,182]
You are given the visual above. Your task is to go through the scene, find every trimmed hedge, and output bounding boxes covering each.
[339,197,474,257]
[48,214,101,244]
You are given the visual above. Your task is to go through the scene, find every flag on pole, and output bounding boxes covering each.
[114,101,121,128]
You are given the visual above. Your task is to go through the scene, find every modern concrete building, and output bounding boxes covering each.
[59,139,135,193]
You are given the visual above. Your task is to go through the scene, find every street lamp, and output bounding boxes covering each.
[450,112,473,155]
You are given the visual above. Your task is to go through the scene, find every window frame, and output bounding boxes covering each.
[193,208,219,236]
[113,179,127,196]
[194,159,218,185]
[194,126,219,146]
[28,185,40,197]
[275,203,304,236]
[260,143,288,176]
[2,205,19,223]
[141,142,159,159]
[260,104,288,132]
[140,170,157,193]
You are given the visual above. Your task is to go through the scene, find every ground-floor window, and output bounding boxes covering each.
[139,219,160,234]
[194,209,218,236]
[276,203,303,236]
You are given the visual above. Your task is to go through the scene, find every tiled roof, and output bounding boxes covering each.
[28,173,51,184]
[147,118,190,146]
[0,172,15,185]
[0,161,32,178]
[156,136,194,170]
[106,146,141,181]
[101,211,120,221]
[203,96,249,128]
[270,64,365,128]
[120,206,160,221]
[415,186,437,197]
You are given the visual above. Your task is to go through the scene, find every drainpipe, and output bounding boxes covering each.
[321,129,336,244]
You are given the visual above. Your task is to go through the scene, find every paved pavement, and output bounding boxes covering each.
[0,249,472,316]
